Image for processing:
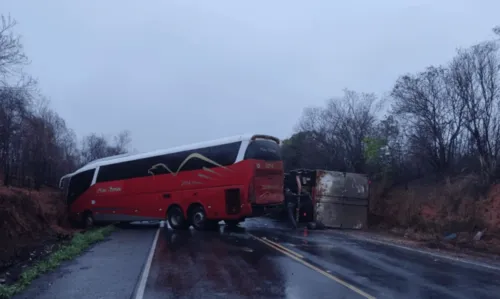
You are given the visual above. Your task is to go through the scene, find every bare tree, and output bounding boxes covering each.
[281,131,327,171]
[111,130,132,155]
[296,89,379,172]
[493,26,500,37]
[0,15,29,79]
[80,131,132,165]
[335,90,379,172]
[295,106,339,169]
[391,66,465,174]
[0,85,30,185]
[449,40,500,182]
[80,134,110,165]
[26,99,78,188]
[0,13,134,189]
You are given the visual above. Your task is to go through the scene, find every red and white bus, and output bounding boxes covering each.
[59,134,284,230]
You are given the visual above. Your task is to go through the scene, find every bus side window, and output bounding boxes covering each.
[96,141,243,183]
[203,142,241,167]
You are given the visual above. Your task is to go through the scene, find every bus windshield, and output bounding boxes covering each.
[244,139,281,161]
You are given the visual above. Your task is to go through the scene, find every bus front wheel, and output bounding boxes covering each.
[167,206,188,230]
[82,211,94,229]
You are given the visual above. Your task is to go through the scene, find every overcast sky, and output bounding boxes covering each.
[3,0,500,152]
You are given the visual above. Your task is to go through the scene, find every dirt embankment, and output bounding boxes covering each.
[0,187,74,278]
[369,175,500,255]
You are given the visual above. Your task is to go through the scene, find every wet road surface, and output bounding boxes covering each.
[246,220,500,299]
[144,219,500,299]
[12,219,500,299]
[144,226,366,299]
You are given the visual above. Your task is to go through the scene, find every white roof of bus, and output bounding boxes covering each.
[90,153,135,164]
[72,133,265,175]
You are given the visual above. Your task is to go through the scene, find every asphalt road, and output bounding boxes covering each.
[245,220,500,299]
[143,225,365,299]
[13,219,500,299]
[13,223,158,299]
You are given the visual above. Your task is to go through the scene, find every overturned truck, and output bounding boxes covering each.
[283,169,370,229]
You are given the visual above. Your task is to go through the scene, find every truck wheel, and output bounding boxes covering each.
[167,206,188,230]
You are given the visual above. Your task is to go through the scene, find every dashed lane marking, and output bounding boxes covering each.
[259,237,304,259]
[249,233,376,299]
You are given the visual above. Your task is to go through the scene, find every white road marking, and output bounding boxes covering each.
[134,227,160,299]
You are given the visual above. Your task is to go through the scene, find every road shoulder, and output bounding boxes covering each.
[13,226,157,299]
[340,229,500,271]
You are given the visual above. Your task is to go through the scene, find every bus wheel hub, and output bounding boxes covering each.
[193,212,204,225]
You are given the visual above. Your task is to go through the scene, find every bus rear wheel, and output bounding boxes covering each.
[190,206,218,231]
[167,206,188,230]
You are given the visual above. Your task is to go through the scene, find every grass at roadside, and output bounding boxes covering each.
[0,225,116,299]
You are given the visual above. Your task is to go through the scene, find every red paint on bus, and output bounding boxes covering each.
[68,159,283,224]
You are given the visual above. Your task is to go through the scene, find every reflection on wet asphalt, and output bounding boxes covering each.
[144,219,500,299]
[247,220,500,299]
[144,224,364,299]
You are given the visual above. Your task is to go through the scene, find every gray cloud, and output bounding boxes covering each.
[3,0,499,151]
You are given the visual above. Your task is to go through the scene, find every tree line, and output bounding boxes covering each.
[0,15,132,189]
[282,26,500,190]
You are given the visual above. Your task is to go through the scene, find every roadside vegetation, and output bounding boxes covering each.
[0,14,133,191]
[0,225,115,299]
[0,13,133,280]
[0,14,130,294]
[281,26,500,252]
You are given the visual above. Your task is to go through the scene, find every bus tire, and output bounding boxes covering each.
[189,205,215,231]
[82,211,94,229]
[167,206,188,230]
